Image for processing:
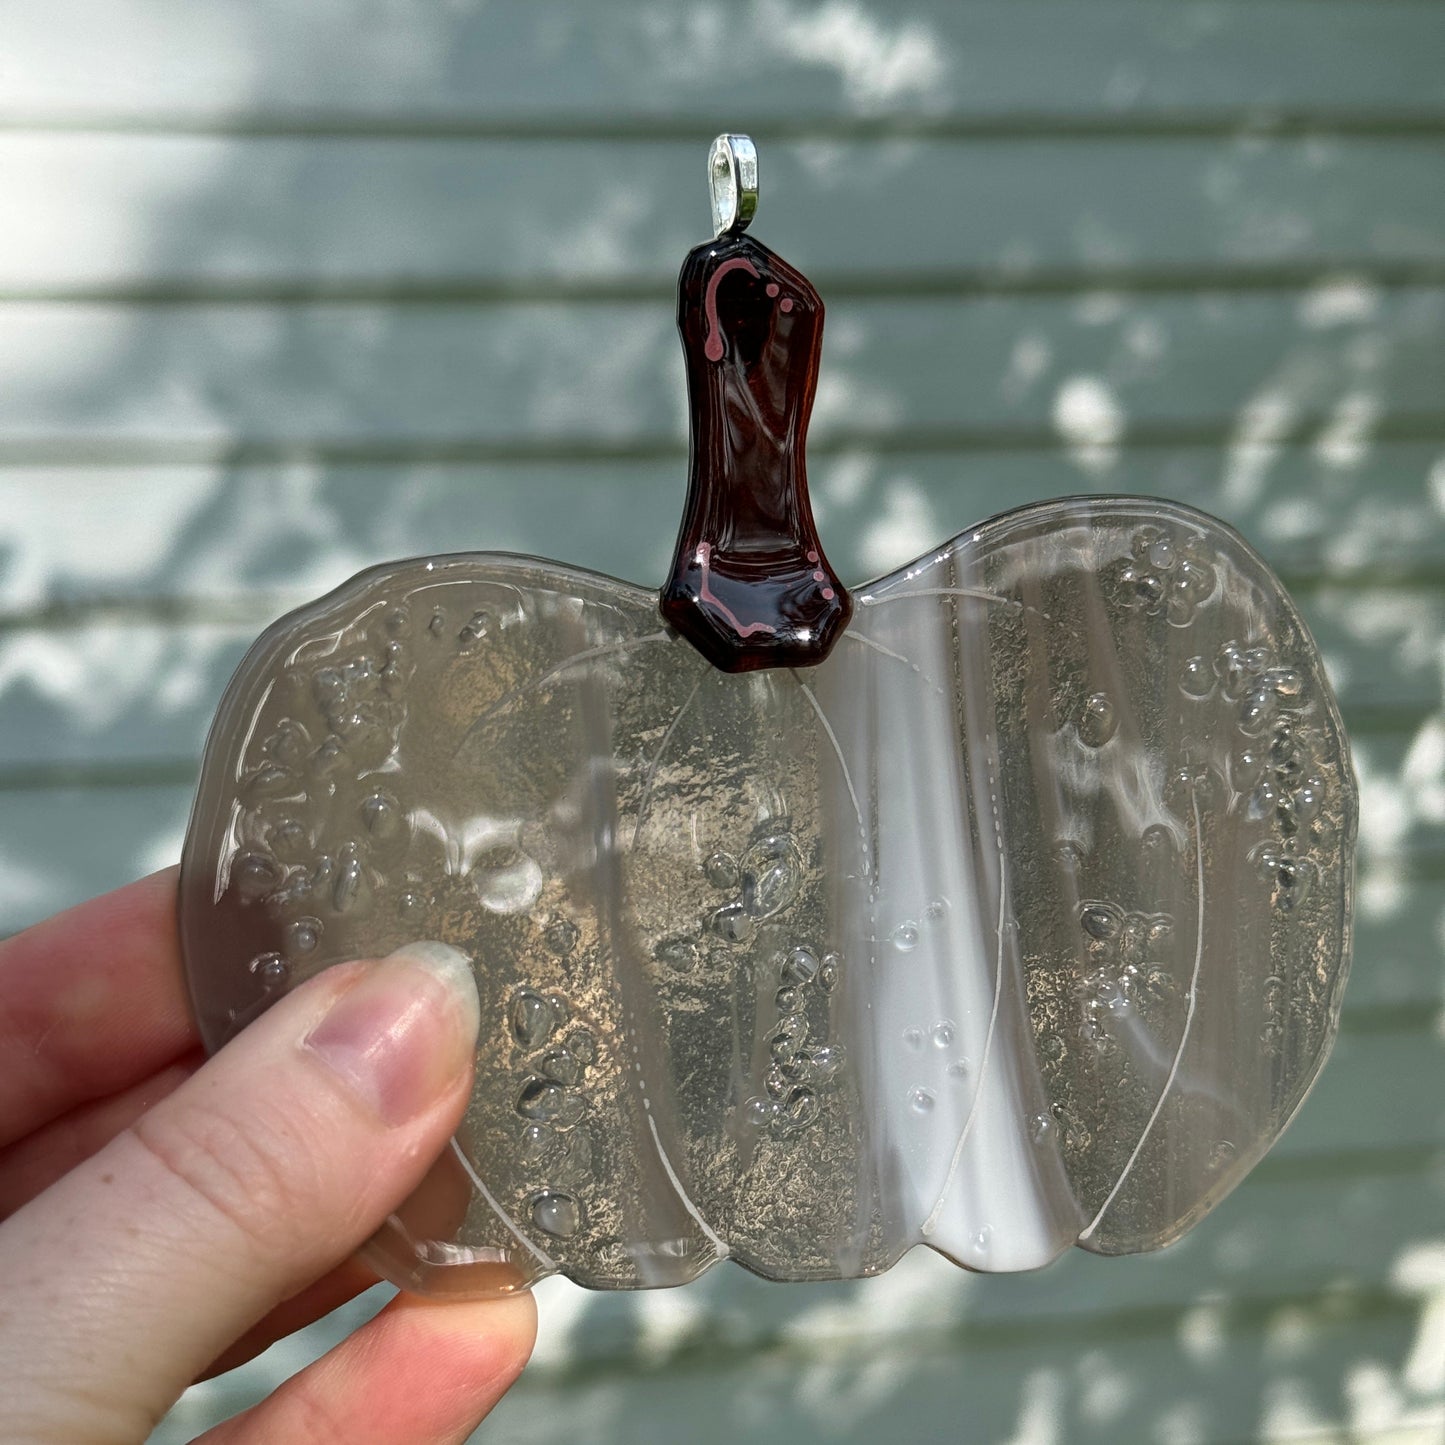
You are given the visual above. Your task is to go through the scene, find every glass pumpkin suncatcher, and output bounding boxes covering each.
[180,136,1356,1295]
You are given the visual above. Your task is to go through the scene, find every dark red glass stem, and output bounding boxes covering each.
[660,231,851,672]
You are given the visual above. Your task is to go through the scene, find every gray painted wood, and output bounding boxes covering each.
[0,2,1438,1440]
[4,443,1445,614]
[6,2,1445,127]
[3,134,1444,293]
[154,1257,1442,1445]
[1,290,1441,453]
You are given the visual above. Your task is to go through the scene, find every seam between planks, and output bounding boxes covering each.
[3,263,1445,307]
[4,111,1445,142]
[495,1284,1432,1390]
[6,266,1445,308]
[1,415,1444,469]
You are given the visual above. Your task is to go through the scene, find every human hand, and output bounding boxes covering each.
[0,869,535,1443]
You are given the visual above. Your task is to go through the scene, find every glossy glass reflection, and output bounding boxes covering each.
[660,230,850,671]
[180,498,1356,1296]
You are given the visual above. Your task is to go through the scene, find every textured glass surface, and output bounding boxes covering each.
[179,497,1355,1295]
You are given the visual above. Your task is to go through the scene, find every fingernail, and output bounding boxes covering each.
[303,942,480,1125]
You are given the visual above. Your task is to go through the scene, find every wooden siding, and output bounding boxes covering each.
[0,3,1440,1441]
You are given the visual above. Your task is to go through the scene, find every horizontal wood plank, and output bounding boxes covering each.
[156,1268,1442,1444]
[2,134,1444,294]
[116,1147,1445,1375]
[473,1286,1443,1444]
[452,1151,1445,1374]
[1351,729,1445,868]
[6,2,1445,131]
[0,783,191,931]
[1275,1027,1443,1158]
[0,289,1440,456]
[2,446,1445,620]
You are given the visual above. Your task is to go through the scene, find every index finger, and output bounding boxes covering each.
[0,867,196,1150]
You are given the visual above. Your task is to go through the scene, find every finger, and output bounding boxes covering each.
[200,1289,536,1445]
[0,867,195,1149]
[199,1257,380,1382]
[202,1122,497,1381]
[0,1054,200,1220]
[0,941,479,1445]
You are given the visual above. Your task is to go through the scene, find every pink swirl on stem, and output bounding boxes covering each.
[703,258,762,361]
[696,543,777,637]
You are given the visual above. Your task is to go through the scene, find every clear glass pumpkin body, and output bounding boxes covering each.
[179,498,1355,1295]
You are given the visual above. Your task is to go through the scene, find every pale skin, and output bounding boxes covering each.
[0,868,536,1444]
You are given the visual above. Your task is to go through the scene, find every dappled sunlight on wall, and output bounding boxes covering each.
[0,1,1441,1441]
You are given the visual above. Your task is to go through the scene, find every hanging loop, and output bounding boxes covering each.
[708,134,758,238]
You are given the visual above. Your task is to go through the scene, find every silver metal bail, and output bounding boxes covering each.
[708,134,758,238]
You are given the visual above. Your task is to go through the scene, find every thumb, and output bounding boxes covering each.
[0,941,480,1445]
